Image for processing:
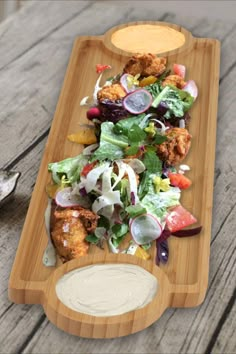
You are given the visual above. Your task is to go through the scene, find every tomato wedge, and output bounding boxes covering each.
[173,63,186,78]
[81,161,97,177]
[168,173,192,189]
[96,64,111,74]
[166,205,197,233]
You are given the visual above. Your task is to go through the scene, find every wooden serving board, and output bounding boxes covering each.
[8,21,220,338]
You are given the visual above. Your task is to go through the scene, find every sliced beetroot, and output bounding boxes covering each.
[171,226,202,237]
[183,80,198,101]
[123,89,152,114]
[120,73,138,93]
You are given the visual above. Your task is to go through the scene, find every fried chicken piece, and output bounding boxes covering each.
[97,83,126,102]
[51,217,89,262]
[162,74,186,89]
[51,207,99,262]
[156,127,191,166]
[54,207,98,233]
[123,53,167,77]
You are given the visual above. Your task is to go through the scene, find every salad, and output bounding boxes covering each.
[45,53,201,266]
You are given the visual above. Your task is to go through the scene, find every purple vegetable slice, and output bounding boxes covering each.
[123,89,152,114]
[171,226,202,237]
[156,239,169,265]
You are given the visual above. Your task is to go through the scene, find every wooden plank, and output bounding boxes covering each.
[0,39,74,169]
[174,16,235,41]
[0,1,93,70]
[0,140,48,353]
[0,4,169,170]
[1,6,234,172]
[209,299,236,354]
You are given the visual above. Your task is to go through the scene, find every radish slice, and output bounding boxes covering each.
[55,187,91,208]
[123,89,152,114]
[130,213,163,245]
[120,74,139,93]
[173,64,186,78]
[183,80,198,101]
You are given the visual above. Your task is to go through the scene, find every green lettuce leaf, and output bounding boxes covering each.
[152,85,194,118]
[141,186,181,220]
[110,223,129,247]
[91,122,127,161]
[48,154,88,184]
[113,113,147,136]
[125,203,147,218]
[143,151,162,174]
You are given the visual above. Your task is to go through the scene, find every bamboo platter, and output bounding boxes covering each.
[9,21,220,338]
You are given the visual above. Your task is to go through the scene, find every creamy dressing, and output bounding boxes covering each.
[56,264,158,317]
[111,25,185,54]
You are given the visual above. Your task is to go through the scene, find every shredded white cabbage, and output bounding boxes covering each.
[111,160,126,190]
[98,205,114,220]
[92,190,123,214]
[93,72,103,104]
[102,167,113,193]
[80,162,110,193]
[151,119,169,133]
[124,158,145,174]
[80,96,90,106]
[78,160,139,220]
[82,143,99,155]
[124,163,139,205]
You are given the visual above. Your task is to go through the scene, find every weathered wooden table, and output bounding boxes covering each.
[0,1,235,353]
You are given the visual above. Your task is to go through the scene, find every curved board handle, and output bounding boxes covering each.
[41,254,172,338]
[103,21,194,57]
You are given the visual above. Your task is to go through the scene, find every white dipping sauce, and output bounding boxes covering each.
[56,264,158,317]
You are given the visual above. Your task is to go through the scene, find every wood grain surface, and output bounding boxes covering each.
[0,0,235,353]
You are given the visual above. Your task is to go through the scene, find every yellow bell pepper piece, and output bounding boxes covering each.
[139,75,157,87]
[67,127,97,145]
[134,246,151,260]
[126,242,151,260]
[45,183,61,199]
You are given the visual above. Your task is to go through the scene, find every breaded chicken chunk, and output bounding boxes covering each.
[123,53,167,77]
[97,83,126,102]
[51,207,99,262]
[162,74,186,89]
[156,127,191,166]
